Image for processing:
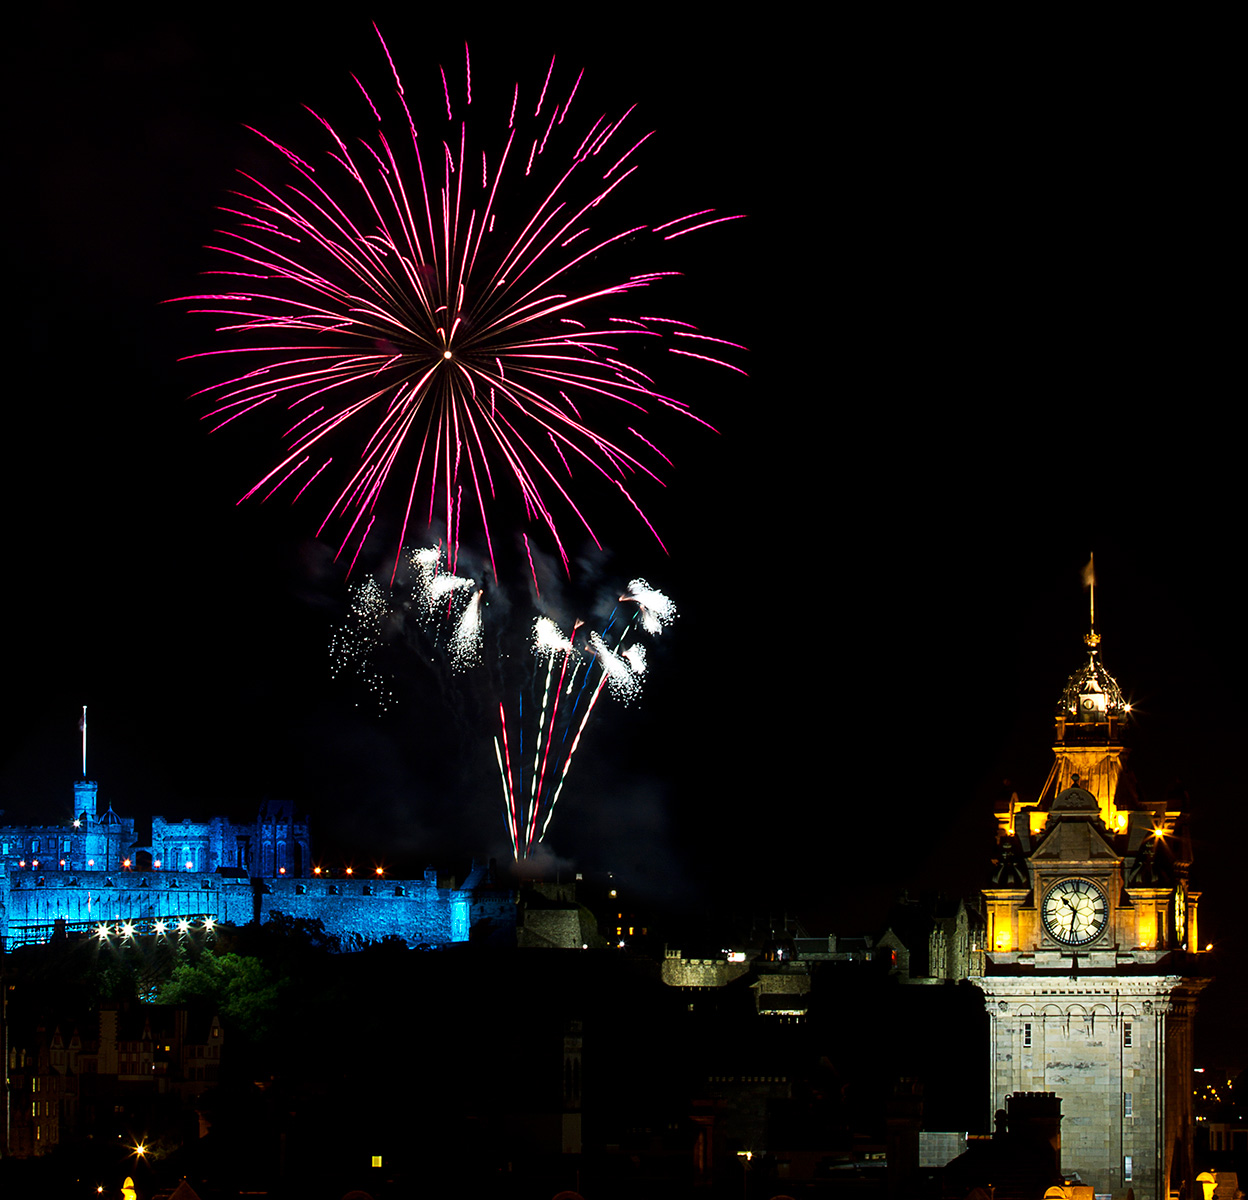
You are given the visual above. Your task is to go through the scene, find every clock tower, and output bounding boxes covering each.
[972,628,1210,1199]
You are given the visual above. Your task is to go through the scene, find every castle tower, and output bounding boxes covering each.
[972,629,1210,1200]
[73,778,98,823]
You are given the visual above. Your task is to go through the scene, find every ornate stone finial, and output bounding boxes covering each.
[1084,629,1102,649]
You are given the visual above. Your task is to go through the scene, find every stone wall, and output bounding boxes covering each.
[256,877,468,949]
[1,871,471,950]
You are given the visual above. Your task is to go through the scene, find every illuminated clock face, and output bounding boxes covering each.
[1042,877,1109,946]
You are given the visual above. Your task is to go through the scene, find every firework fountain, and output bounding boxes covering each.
[495,579,674,859]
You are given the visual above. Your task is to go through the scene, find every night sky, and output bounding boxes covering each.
[8,10,1243,1061]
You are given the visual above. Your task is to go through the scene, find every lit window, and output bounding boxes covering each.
[371,1155,383,1168]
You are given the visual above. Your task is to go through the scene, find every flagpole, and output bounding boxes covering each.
[81,705,87,778]
[1089,551,1095,631]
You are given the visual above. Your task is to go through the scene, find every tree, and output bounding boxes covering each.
[157,950,281,1046]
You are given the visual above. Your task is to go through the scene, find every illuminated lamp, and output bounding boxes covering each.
[96,924,109,940]
[123,858,131,869]
[88,859,95,866]
[204,918,215,929]
[31,860,39,868]
[177,919,190,933]
[279,867,286,874]
[346,867,354,876]
[122,923,135,938]
[154,860,161,869]
[313,866,322,875]
[375,866,384,876]
[185,861,193,871]
[154,920,166,935]
[60,859,66,867]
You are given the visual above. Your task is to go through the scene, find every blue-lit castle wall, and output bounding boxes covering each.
[0,780,481,951]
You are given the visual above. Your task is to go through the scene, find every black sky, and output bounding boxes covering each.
[7,8,1243,1059]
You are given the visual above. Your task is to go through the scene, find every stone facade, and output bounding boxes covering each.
[976,974,1204,1197]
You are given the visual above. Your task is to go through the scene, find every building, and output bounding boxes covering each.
[0,775,481,952]
[972,626,1211,1198]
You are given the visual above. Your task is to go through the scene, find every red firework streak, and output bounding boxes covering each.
[495,605,644,860]
[179,31,746,581]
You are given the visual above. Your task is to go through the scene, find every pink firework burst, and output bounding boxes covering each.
[178,31,746,582]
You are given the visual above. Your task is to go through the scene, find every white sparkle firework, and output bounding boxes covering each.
[329,577,396,711]
[452,590,484,672]
[621,579,677,635]
[588,631,644,704]
[623,645,647,675]
[534,616,578,657]
[409,547,441,611]
[430,572,476,602]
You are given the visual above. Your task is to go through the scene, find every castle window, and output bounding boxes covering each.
[1123,1020,1133,1048]
[1125,1156,1133,1181]
[1023,1022,1032,1048]
[1124,1091,1133,1118]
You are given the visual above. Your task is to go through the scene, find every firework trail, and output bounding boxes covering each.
[180,31,746,582]
[495,583,674,859]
